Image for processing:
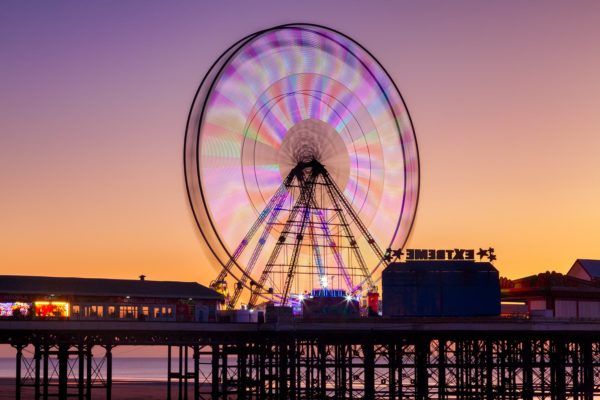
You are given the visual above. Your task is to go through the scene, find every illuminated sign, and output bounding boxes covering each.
[0,302,31,317]
[385,248,497,262]
[34,301,70,318]
[406,249,475,261]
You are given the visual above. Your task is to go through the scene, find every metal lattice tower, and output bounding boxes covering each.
[212,159,385,309]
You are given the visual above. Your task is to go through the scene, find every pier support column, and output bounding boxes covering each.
[288,340,296,400]
[551,338,566,400]
[184,346,189,400]
[167,345,172,400]
[388,342,397,400]
[78,343,85,399]
[318,342,326,399]
[34,343,41,400]
[193,345,200,400]
[583,339,593,400]
[485,338,494,400]
[105,345,113,400]
[437,340,446,400]
[211,344,220,399]
[364,341,375,400]
[237,342,247,400]
[13,344,24,400]
[178,346,183,400]
[57,343,69,399]
[86,345,92,400]
[522,338,534,400]
[278,341,288,400]
[415,338,429,400]
[166,345,189,400]
[43,344,49,400]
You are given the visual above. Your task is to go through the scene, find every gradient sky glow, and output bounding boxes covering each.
[1,1,599,285]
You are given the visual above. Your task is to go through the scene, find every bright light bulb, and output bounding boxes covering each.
[345,294,353,302]
[298,294,305,302]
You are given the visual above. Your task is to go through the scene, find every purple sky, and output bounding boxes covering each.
[1,1,600,290]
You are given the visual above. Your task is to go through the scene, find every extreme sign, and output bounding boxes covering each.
[406,249,475,261]
[385,248,496,262]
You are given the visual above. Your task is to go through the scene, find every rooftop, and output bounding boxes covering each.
[501,271,600,299]
[574,259,600,279]
[0,275,223,300]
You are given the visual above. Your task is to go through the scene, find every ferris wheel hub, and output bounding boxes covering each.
[278,118,350,190]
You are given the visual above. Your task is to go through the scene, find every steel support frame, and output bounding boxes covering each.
[185,333,600,400]
[13,341,110,400]
[9,331,600,400]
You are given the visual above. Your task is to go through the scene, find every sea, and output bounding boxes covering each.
[0,357,170,382]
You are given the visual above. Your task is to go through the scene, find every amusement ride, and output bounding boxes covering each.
[184,24,419,309]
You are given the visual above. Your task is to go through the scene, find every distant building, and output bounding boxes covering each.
[501,263,600,319]
[0,275,223,322]
[567,259,600,282]
[382,261,501,317]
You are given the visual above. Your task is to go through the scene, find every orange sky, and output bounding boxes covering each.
[1,1,599,286]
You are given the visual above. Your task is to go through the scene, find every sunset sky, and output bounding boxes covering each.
[1,1,599,286]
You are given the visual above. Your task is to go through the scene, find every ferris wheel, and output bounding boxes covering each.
[185,24,419,309]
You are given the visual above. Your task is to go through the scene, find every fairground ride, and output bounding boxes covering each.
[184,24,419,309]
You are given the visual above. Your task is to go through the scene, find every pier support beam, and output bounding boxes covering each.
[552,339,567,400]
[86,345,93,400]
[167,345,195,400]
[193,345,200,400]
[34,343,41,400]
[13,344,24,400]
[211,343,220,399]
[105,345,113,400]
[5,329,600,399]
[57,343,68,399]
[415,337,429,400]
[363,342,375,400]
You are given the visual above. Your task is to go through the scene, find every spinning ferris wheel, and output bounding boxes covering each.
[184,24,419,309]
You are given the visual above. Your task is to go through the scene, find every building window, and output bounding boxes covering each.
[119,305,138,319]
[107,306,117,318]
[84,305,103,318]
[72,305,80,317]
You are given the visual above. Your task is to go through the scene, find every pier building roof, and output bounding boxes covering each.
[0,275,223,300]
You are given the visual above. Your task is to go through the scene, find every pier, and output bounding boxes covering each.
[2,319,600,399]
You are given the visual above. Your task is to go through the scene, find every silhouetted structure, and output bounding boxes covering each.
[209,159,386,310]
[3,319,600,399]
[3,262,600,399]
[502,269,600,319]
[569,259,600,282]
[0,275,222,322]
[382,261,500,317]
